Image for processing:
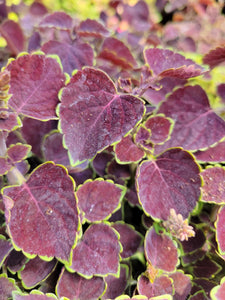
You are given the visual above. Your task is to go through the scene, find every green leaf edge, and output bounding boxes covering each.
[210,276,225,300]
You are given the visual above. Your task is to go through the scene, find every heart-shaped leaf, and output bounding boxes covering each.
[58,67,144,166]
[7,53,66,120]
[3,162,79,262]
[136,148,201,220]
[70,223,121,277]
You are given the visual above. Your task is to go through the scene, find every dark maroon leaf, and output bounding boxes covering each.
[98,37,137,70]
[5,250,28,273]
[7,144,31,164]
[137,274,173,298]
[39,12,73,30]
[195,141,225,163]
[203,45,225,69]
[193,278,217,298]
[58,67,144,165]
[125,185,140,207]
[189,291,208,300]
[0,236,12,268]
[70,223,121,277]
[7,53,66,120]
[56,268,105,300]
[3,162,79,261]
[102,264,128,299]
[169,271,192,300]
[19,257,57,288]
[114,134,145,163]
[201,166,225,204]
[112,222,143,259]
[218,84,225,103]
[0,109,22,132]
[180,227,206,254]
[0,20,25,55]
[106,158,131,181]
[0,274,20,299]
[191,255,221,279]
[144,48,204,79]
[155,85,225,153]
[77,19,110,38]
[42,131,70,166]
[42,40,94,75]
[136,148,201,220]
[69,167,93,186]
[145,227,178,272]
[92,151,114,177]
[76,179,126,222]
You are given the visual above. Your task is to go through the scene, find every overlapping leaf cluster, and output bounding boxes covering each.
[0,0,225,299]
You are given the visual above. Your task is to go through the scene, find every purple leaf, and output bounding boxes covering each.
[0,109,22,132]
[3,162,79,261]
[7,144,31,164]
[0,237,12,268]
[169,271,192,300]
[0,20,25,55]
[216,206,225,256]
[136,148,201,220]
[76,179,126,222]
[98,37,137,70]
[5,250,28,273]
[210,277,225,300]
[201,166,225,204]
[28,32,41,53]
[194,141,225,163]
[191,255,221,279]
[106,158,131,181]
[144,48,204,79]
[155,85,225,153]
[39,11,73,30]
[13,291,59,299]
[145,227,178,272]
[180,227,206,254]
[218,84,225,103]
[114,134,145,163]
[112,222,143,259]
[42,40,94,75]
[203,45,225,69]
[92,151,114,177]
[58,67,144,165]
[70,223,121,277]
[0,157,11,175]
[0,274,20,299]
[56,268,105,300]
[137,274,173,298]
[77,19,110,38]
[19,257,57,288]
[7,53,66,120]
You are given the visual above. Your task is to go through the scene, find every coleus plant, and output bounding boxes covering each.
[0,0,225,299]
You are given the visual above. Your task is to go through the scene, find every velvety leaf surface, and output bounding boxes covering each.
[70,223,121,277]
[19,257,57,288]
[201,166,225,204]
[154,85,225,153]
[7,144,31,164]
[114,134,145,163]
[39,11,73,29]
[191,255,221,279]
[5,250,28,273]
[203,46,225,69]
[7,53,65,120]
[194,141,225,163]
[3,162,79,261]
[92,151,114,177]
[0,236,13,268]
[137,274,173,298]
[0,157,11,175]
[98,37,137,70]
[134,125,152,152]
[76,179,126,222]
[102,264,128,299]
[56,268,105,300]
[145,227,178,272]
[106,158,131,181]
[0,274,19,299]
[136,148,201,220]
[112,222,143,259]
[0,20,24,55]
[144,48,204,79]
[77,19,110,38]
[0,109,22,132]
[216,206,225,255]
[58,67,144,165]
[169,271,192,300]
[210,277,225,300]
[42,40,94,75]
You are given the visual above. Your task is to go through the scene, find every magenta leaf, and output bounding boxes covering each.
[216,206,225,256]
[134,125,152,152]
[114,134,145,163]
[169,271,192,300]
[0,236,13,268]
[56,268,105,300]
[0,157,11,175]
[98,37,137,70]
[70,223,121,277]
[3,162,79,261]
[144,48,204,79]
[0,109,22,132]
[201,166,225,204]
[58,67,144,166]
[203,46,225,69]
[0,274,20,299]
[136,148,201,220]
[39,11,73,30]
[145,227,178,272]
[19,257,57,289]
[76,179,126,222]
[112,222,143,259]
[0,20,25,55]
[195,141,225,163]
[115,297,149,300]
[154,85,225,153]
[7,53,66,120]
[210,277,225,300]
[77,19,110,38]
[7,144,31,164]
[137,274,174,298]
[12,290,58,299]
[41,40,94,75]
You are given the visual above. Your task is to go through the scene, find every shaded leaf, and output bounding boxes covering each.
[0,274,20,299]
[0,236,13,268]
[3,162,79,261]
[39,12,73,30]
[7,144,31,164]
[70,223,121,277]
[5,250,28,273]
[203,45,225,69]
[169,271,192,300]
[215,206,225,255]
[77,19,110,38]
[7,53,66,120]
[190,256,221,279]
[136,148,201,220]
[58,67,144,165]
[0,157,11,175]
